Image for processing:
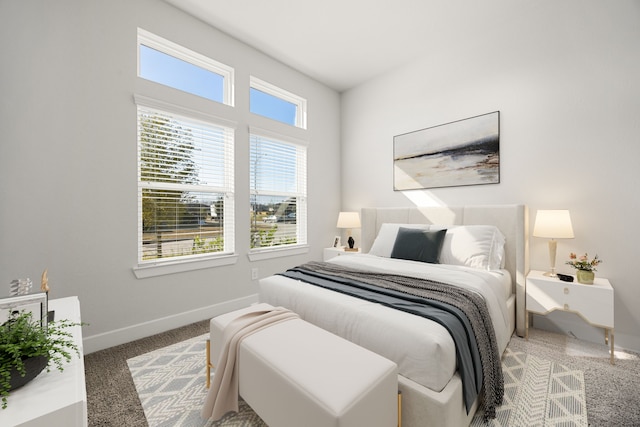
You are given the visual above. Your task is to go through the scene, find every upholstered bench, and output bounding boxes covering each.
[207,303,399,427]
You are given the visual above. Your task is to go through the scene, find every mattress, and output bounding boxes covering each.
[259,253,512,394]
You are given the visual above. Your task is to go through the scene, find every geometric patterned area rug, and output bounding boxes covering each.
[127,334,266,427]
[128,335,586,427]
[472,347,587,427]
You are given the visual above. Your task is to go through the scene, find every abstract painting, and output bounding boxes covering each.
[394,111,500,190]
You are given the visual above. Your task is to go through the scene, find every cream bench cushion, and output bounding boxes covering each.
[209,304,398,427]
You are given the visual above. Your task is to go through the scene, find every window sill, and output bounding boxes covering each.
[133,254,238,279]
[248,245,309,261]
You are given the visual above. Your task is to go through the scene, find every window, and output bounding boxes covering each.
[136,100,234,265]
[138,29,234,106]
[250,131,307,251]
[250,76,307,129]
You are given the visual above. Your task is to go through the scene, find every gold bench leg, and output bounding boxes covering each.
[206,339,214,388]
[398,391,402,427]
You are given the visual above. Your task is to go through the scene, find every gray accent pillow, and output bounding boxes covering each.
[390,227,447,264]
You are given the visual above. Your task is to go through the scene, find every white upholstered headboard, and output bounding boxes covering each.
[361,204,529,337]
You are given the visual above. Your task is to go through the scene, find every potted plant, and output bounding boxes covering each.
[0,310,81,409]
[566,252,602,284]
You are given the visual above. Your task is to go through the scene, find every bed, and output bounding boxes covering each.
[259,205,529,426]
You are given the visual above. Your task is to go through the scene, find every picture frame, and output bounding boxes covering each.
[0,292,48,329]
[393,111,500,190]
[333,236,341,248]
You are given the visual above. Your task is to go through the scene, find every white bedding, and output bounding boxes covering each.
[258,253,512,394]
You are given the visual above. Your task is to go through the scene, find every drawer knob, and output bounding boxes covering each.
[564,303,570,310]
[564,287,569,294]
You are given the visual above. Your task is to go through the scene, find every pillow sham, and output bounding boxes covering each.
[432,225,506,270]
[390,228,447,264]
[368,223,431,257]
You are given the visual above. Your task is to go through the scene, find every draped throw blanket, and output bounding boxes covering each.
[279,261,503,419]
[201,306,300,422]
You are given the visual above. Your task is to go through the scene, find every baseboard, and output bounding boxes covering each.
[83,294,259,354]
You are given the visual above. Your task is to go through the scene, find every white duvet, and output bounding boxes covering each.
[258,254,512,393]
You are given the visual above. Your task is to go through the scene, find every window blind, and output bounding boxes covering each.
[250,133,307,250]
[137,105,234,263]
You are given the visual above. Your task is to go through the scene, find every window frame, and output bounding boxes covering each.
[133,97,237,278]
[248,128,308,259]
[137,28,235,107]
[250,76,307,129]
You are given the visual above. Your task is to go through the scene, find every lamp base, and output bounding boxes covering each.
[545,240,558,279]
[345,247,359,252]
[543,265,558,278]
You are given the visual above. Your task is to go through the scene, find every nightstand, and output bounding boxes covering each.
[323,247,361,261]
[526,269,615,364]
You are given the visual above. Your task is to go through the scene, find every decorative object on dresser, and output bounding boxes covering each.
[0,293,48,328]
[9,278,32,296]
[336,211,361,251]
[393,111,500,190]
[566,253,602,284]
[40,269,50,294]
[41,268,55,322]
[533,209,575,277]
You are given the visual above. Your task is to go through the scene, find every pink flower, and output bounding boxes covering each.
[566,253,602,272]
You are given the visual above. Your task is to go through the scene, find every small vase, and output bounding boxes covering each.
[576,270,595,285]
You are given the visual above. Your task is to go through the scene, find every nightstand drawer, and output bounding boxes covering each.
[526,274,613,328]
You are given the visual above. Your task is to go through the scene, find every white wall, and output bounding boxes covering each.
[341,1,640,351]
[0,0,341,352]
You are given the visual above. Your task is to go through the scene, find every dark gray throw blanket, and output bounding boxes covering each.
[279,261,503,419]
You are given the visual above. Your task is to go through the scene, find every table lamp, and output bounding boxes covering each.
[337,212,361,251]
[533,209,575,277]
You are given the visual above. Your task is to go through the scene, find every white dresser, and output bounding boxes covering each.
[0,296,87,426]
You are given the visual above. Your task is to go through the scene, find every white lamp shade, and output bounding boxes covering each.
[533,210,575,239]
[337,212,361,229]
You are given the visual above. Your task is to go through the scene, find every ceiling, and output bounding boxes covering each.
[164,1,537,92]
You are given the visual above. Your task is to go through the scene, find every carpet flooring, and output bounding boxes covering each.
[85,323,640,426]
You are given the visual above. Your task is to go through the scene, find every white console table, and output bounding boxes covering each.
[0,296,87,427]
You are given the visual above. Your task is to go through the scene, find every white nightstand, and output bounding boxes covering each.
[526,269,615,364]
[323,247,361,261]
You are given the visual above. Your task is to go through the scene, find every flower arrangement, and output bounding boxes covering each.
[566,253,602,272]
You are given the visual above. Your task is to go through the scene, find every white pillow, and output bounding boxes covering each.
[432,225,506,270]
[368,223,431,257]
